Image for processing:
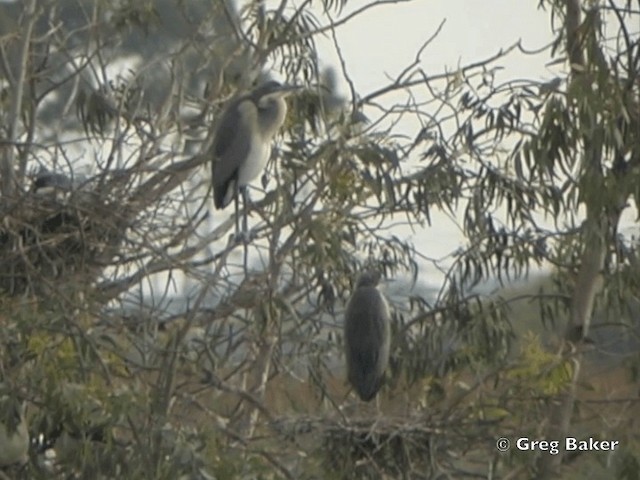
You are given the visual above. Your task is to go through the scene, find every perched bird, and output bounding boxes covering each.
[211,80,297,238]
[344,270,391,401]
[32,171,73,193]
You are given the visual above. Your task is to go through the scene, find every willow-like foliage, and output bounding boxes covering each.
[0,0,638,478]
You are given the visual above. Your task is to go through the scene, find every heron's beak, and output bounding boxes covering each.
[279,84,304,96]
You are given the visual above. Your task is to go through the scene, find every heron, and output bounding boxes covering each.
[32,170,74,193]
[211,80,297,243]
[344,270,391,402]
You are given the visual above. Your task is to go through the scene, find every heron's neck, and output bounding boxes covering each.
[258,97,287,139]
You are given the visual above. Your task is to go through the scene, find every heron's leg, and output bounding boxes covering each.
[232,185,248,244]
[241,186,249,238]
[241,186,249,272]
[234,188,241,239]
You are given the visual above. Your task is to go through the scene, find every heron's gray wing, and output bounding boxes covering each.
[344,288,390,401]
[346,313,382,401]
[211,98,253,209]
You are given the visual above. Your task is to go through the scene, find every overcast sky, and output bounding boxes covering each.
[334,0,554,90]
[305,1,556,287]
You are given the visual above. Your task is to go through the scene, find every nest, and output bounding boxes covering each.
[0,186,129,297]
[270,414,450,479]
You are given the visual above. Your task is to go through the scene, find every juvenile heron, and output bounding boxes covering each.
[344,270,391,402]
[211,81,297,239]
[32,170,73,192]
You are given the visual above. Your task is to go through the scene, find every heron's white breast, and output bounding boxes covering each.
[238,139,270,186]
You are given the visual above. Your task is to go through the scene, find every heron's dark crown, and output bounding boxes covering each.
[355,270,382,288]
[251,81,286,100]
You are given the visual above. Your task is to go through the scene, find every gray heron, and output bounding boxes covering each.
[211,80,297,241]
[344,270,391,402]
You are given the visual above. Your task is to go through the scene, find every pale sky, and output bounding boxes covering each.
[312,1,558,287]
[330,1,555,93]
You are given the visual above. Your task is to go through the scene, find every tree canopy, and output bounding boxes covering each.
[0,0,638,478]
